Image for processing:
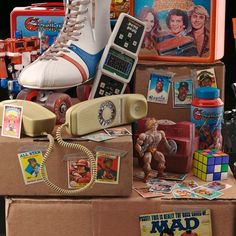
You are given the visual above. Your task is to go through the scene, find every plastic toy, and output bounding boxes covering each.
[17,0,111,123]
[193,149,229,181]
[135,118,177,181]
[0,34,40,98]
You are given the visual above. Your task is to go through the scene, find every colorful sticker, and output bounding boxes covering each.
[133,186,164,198]
[1,104,23,139]
[148,180,176,194]
[192,186,223,200]
[68,158,92,189]
[81,132,115,142]
[159,172,187,181]
[172,188,199,199]
[196,68,217,88]
[203,181,232,192]
[176,180,199,189]
[173,80,193,108]
[96,152,120,184]
[104,127,132,136]
[18,150,45,185]
[147,73,171,104]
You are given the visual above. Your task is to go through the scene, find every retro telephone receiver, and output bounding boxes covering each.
[1,94,147,195]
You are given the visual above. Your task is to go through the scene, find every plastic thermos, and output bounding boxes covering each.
[191,87,224,150]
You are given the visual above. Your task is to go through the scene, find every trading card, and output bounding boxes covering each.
[18,150,45,185]
[67,158,92,189]
[203,181,232,192]
[81,132,115,142]
[147,73,171,104]
[1,104,23,139]
[96,152,120,184]
[104,127,132,136]
[192,186,223,200]
[172,188,199,199]
[133,186,164,198]
[176,180,199,189]
[173,80,193,108]
[149,180,176,194]
[159,172,187,181]
[196,68,217,88]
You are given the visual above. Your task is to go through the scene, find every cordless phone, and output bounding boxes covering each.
[89,13,146,99]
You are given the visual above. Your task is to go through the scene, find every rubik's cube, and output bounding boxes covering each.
[193,149,229,181]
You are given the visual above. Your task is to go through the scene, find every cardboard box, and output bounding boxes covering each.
[134,60,225,122]
[0,125,133,196]
[5,170,236,236]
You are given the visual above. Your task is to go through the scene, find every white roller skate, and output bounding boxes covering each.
[17,0,111,123]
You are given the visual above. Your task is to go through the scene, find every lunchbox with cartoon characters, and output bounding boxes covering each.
[131,0,226,62]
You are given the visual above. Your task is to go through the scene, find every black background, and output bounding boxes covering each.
[0,0,236,110]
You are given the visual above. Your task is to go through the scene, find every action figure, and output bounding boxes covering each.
[135,118,177,182]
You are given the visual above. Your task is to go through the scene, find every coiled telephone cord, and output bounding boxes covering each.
[39,123,96,195]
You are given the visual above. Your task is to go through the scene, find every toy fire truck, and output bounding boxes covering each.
[0,34,40,98]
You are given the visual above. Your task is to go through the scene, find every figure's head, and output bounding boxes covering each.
[138,7,160,33]
[198,71,214,87]
[104,158,113,168]
[77,159,89,173]
[155,78,164,92]
[177,81,189,101]
[166,9,189,35]
[189,5,209,30]
[160,228,174,236]
[145,118,158,130]
[28,158,37,168]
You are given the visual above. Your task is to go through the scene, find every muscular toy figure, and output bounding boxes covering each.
[135,118,177,181]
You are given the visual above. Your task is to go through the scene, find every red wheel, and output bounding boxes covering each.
[45,93,72,124]
[76,84,91,101]
[16,89,39,101]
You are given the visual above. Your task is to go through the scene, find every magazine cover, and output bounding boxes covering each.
[140,209,212,236]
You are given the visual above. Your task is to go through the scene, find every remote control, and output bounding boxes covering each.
[89,13,146,99]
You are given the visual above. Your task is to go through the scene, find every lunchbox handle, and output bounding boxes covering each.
[31,2,64,8]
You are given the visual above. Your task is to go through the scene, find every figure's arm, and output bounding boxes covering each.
[135,133,147,157]
[160,130,177,155]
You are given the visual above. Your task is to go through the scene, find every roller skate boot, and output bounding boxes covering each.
[18,0,112,89]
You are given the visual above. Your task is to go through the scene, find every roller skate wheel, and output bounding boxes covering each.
[76,84,91,102]
[16,89,39,101]
[45,93,72,124]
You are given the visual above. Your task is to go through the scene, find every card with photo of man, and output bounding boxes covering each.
[147,73,171,104]
[173,79,193,108]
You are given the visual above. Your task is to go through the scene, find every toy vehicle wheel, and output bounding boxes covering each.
[16,89,39,101]
[45,93,72,124]
[76,84,91,101]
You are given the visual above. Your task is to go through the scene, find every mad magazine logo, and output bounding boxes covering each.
[140,210,208,234]
[25,17,63,32]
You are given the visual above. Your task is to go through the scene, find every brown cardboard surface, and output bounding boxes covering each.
[134,60,225,122]
[6,193,236,236]
[0,125,133,196]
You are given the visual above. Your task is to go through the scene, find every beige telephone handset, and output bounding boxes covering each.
[0,100,56,137]
[66,93,148,136]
